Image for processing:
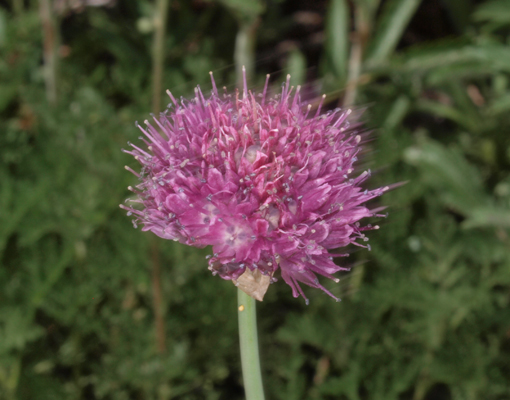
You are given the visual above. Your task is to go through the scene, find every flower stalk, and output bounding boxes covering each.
[343,2,370,107]
[234,19,258,90]
[238,288,265,400]
[39,0,58,105]
[150,0,171,354]
[152,0,170,114]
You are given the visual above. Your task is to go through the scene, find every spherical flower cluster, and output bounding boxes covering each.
[121,71,387,302]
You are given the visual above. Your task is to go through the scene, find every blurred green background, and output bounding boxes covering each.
[1,0,510,399]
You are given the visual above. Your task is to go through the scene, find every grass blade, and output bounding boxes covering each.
[366,0,421,66]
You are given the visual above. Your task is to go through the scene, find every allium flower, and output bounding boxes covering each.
[121,71,387,302]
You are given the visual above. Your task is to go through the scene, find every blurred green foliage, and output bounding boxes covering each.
[0,0,509,399]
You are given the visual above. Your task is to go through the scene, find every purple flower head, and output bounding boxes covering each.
[121,71,388,303]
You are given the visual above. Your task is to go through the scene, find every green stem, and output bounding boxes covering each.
[150,0,170,355]
[152,0,170,114]
[39,0,58,105]
[343,2,370,108]
[13,0,24,16]
[238,288,265,400]
[234,19,258,90]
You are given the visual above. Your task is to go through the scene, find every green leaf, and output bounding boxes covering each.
[414,99,480,132]
[487,92,510,115]
[0,9,6,48]
[462,207,510,229]
[0,308,44,353]
[383,95,411,129]
[365,0,422,66]
[380,43,510,75]
[216,0,265,24]
[286,48,307,86]
[473,0,510,24]
[404,140,489,214]
[441,0,472,32]
[325,0,350,83]
[426,62,501,85]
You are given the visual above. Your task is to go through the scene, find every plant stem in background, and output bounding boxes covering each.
[0,357,21,400]
[39,0,58,105]
[151,240,166,353]
[13,0,23,15]
[238,289,265,400]
[343,3,370,108]
[235,19,259,90]
[150,0,170,354]
[152,0,170,114]
[326,0,349,85]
